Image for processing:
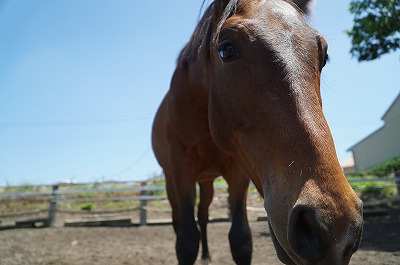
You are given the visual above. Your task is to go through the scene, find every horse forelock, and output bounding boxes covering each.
[211,0,240,45]
[180,0,311,65]
[179,0,240,66]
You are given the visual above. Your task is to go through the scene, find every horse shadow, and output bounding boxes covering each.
[358,207,400,253]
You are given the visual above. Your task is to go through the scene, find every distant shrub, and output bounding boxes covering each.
[351,180,397,200]
[366,157,400,177]
[80,201,95,211]
[147,183,165,196]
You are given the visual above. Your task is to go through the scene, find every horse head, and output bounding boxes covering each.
[205,0,363,264]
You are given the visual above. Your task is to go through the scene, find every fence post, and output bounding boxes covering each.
[395,172,400,201]
[47,185,59,227]
[140,181,147,226]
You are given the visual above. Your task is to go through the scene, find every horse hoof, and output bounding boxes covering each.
[201,258,212,265]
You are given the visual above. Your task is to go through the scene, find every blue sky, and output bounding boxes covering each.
[0,1,399,186]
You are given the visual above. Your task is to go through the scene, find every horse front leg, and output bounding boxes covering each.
[168,169,199,265]
[176,203,199,265]
[225,172,252,265]
[197,180,214,264]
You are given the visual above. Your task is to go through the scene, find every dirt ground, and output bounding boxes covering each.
[1,208,399,265]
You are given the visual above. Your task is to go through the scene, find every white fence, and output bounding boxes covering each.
[0,178,399,228]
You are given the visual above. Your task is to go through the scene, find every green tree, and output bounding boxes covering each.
[347,0,400,61]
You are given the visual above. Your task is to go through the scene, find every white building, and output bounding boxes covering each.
[348,93,400,171]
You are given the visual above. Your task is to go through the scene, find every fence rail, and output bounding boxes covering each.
[0,186,166,198]
[1,177,399,228]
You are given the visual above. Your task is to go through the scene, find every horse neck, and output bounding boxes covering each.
[175,55,209,111]
[175,13,214,110]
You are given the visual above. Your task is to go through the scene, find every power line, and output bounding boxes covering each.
[0,114,153,128]
[117,147,152,179]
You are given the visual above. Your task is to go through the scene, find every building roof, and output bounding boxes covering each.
[348,92,400,151]
[347,126,385,151]
[381,92,400,122]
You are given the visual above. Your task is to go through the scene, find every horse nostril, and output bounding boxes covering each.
[288,205,330,262]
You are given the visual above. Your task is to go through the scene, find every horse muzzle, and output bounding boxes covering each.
[268,201,363,265]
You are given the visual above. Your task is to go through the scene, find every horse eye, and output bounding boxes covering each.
[218,42,238,61]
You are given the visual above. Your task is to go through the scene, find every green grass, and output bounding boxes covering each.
[101,200,139,209]
[79,201,95,211]
[348,175,398,200]
[214,177,227,186]
[0,201,48,214]
[2,183,50,193]
[150,200,165,210]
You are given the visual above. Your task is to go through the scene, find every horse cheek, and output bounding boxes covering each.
[208,90,234,154]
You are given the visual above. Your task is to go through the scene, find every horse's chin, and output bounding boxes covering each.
[268,220,295,265]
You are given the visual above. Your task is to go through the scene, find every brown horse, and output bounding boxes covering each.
[152,0,363,264]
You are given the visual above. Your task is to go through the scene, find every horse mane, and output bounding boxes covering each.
[178,0,239,67]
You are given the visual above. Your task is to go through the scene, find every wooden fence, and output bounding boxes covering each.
[0,177,399,228]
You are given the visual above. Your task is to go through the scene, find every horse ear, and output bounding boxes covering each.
[292,0,313,14]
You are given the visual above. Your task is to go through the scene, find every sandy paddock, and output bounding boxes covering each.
[1,211,399,265]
